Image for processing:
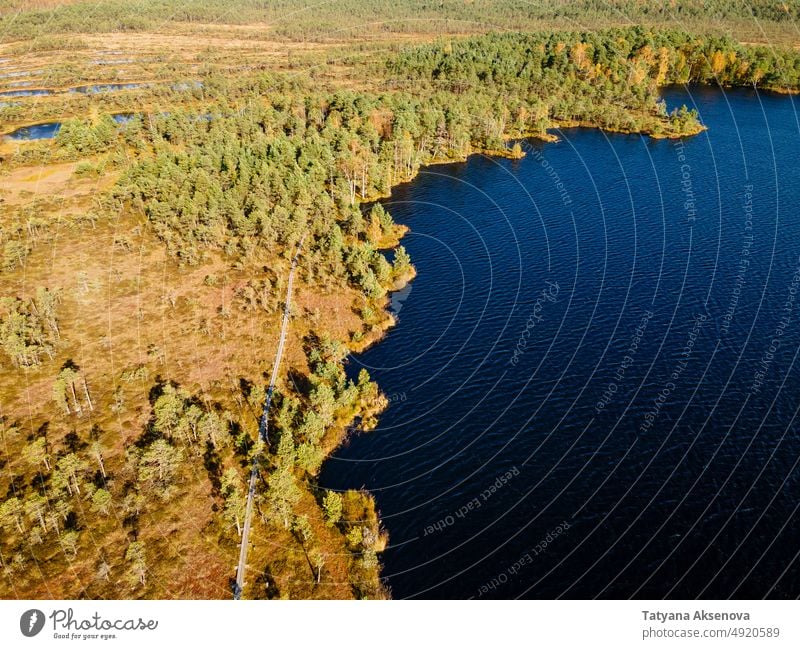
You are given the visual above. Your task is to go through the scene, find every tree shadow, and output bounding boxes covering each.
[89,424,102,441]
[229,420,252,459]
[147,375,169,405]
[238,376,260,425]
[34,421,49,440]
[61,358,80,372]
[5,475,25,499]
[290,527,318,587]
[134,376,172,448]
[91,470,108,490]
[203,441,222,495]
[286,367,311,398]
[64,510,80,531]
[257,566,281,599]
[63,430,87,453]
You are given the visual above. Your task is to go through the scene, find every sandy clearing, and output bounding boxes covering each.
[0,160,117,206]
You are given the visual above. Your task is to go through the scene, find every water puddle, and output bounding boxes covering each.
[70,82,145,94]
[5,122,61,140]
[0,88,52,97]
[111,113,139,124]
[90,59,135,65]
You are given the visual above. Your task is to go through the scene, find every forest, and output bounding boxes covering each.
[1,16,800,599]
[1,1,798,43]
[390,29,800,93]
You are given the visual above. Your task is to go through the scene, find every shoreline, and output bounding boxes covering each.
[315,86,728,595]
[3,79,790,599]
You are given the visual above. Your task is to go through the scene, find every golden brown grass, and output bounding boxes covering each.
[0,146,387,598]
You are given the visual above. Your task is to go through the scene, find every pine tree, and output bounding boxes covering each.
[55,453,86,496]
[90,441,106,478]
[264,431,301,529]
[91,489,112,515]
[322,491,342,526]
[220,469,246,536]
[152,385,187,435]
[59,531,79,558]
[0,497,25,534]
[24,494,48,532]
[125,541,147,586]
[138,439,183,492]
[22,437,51,471]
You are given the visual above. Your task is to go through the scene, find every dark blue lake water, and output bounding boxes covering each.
[5,115,144,140]
[5,122,61,140]
[318,85,800,599]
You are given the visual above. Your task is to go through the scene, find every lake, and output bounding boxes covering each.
[0,88,51,97]
[70,82,145,94]
[4,114,144,140]
[5,122,61,140]
[318,85,800,599]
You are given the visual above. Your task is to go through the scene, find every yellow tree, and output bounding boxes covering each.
[711,50,727,77]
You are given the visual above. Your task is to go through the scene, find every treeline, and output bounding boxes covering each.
[1,0,797,42]
[58,27,800,306]
[112,28,723,284]
[253,335,389,597]
[113,87,432,293]
[55,116,121,155]
[389,28,800,95]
